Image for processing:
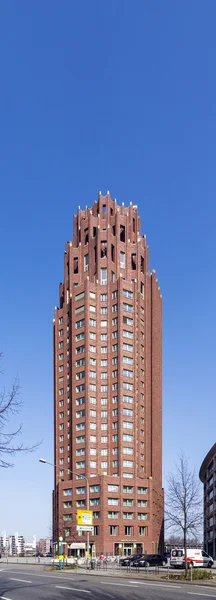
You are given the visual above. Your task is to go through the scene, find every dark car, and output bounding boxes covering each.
[119,554,143,567]
[134,554,168,567]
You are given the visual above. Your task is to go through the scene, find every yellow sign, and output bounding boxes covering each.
[59,555,63,560]
[77,509,93,526]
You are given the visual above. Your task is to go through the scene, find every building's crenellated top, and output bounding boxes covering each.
[199,443,216,483]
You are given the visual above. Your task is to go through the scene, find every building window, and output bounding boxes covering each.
[101,268,107,286]
[90,422,96,430]
[122,303,133,313]
[101,372,108,380]
[101,346,108,354]
[108,484,119,492]
[76,410,85,419]
[101,307,108,315]
[76,435,86,443]
[101,385,107,392]
[84,254,89,272]
[123,396,133,405]
[76,358,85,368]
[76,486,86,494]
[139,527,147,536]
[90,410,96,418]
[101,423,108,430]
[112,317,118,326]
[74,257,78,274]
[123,409,133,417]
[123,382,133,391]
[90,371,96,379]
[125,526,132,536]
[76,396,85,406]
[76,383,85,393]
[90,319,96,327]
[101,320,107,328]
[76,500,85,508]
[120,224,125,242]
[90,498,100,506]
[76,292,85,302]
[123,512,133,519]
[112,344,118,352]
[90,332,96,340]
[59,341,64,349]
[76,332,85,342]
[123,330,133,339]
[90,384,96,392]
[123,421,133,430]
[112,304,118,313]
[76,423,85,431]
[63,488,72,496]
[94,526,99,536]
[90,485,100,493]
[76,345,85,354]
[101,294,107,301]
[101,461,108,469]
[101,448,108,456]
[123,289,133,299]
[123,460,133,468]
[123,343,133,352]
[101,436,107,443]
[76,371,85,380]
[59,329,64,337]
[108,511,119,519]
[123,316,133,326]
[123,448,133,455]
[90,397,96,405]
[101,411,108,418]
[90,357,96,366]
[101,398,107,406]
[120,251,125,269]
[90,435,96,442]
[90,345,96,353]
[90,460,97,468]
[138,487,147,494]
[101,333,108,341]
[110,526,118,536]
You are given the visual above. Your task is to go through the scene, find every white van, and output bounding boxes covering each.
[170,548,213,569]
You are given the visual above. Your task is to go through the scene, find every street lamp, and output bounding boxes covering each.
[39,458,90,558]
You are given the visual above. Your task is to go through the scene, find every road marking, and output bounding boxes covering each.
[130,580,181,588]
[10,578,32,583]
[100,582,139,588]
[0,596,13,600]
[56,585,91,594]
[188,593,216,598]
[0,570,74,581]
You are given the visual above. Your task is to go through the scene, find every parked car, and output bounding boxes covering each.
[133,554,168,567]
[119,554,143,566]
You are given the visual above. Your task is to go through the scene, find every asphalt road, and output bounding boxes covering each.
[1,566,216,600]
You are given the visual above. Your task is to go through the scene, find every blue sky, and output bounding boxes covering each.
[0,1,215,540]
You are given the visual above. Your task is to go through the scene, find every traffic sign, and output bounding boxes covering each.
[76,525,94,533]
[77,509,93,526]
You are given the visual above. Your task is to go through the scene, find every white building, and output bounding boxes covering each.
[0,533,25,556]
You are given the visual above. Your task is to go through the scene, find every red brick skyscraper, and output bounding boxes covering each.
[53,192,164,556]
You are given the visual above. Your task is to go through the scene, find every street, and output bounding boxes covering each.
[1,566,216,600]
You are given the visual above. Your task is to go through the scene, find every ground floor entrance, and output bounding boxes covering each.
[114,542,143,556]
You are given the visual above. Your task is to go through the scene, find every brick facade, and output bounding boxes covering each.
[53,192,164,556]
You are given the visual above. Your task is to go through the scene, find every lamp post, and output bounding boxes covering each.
[39,458,90,560]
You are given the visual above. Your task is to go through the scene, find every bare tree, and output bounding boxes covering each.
[165,452,203,574]
[0,353,40,468]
